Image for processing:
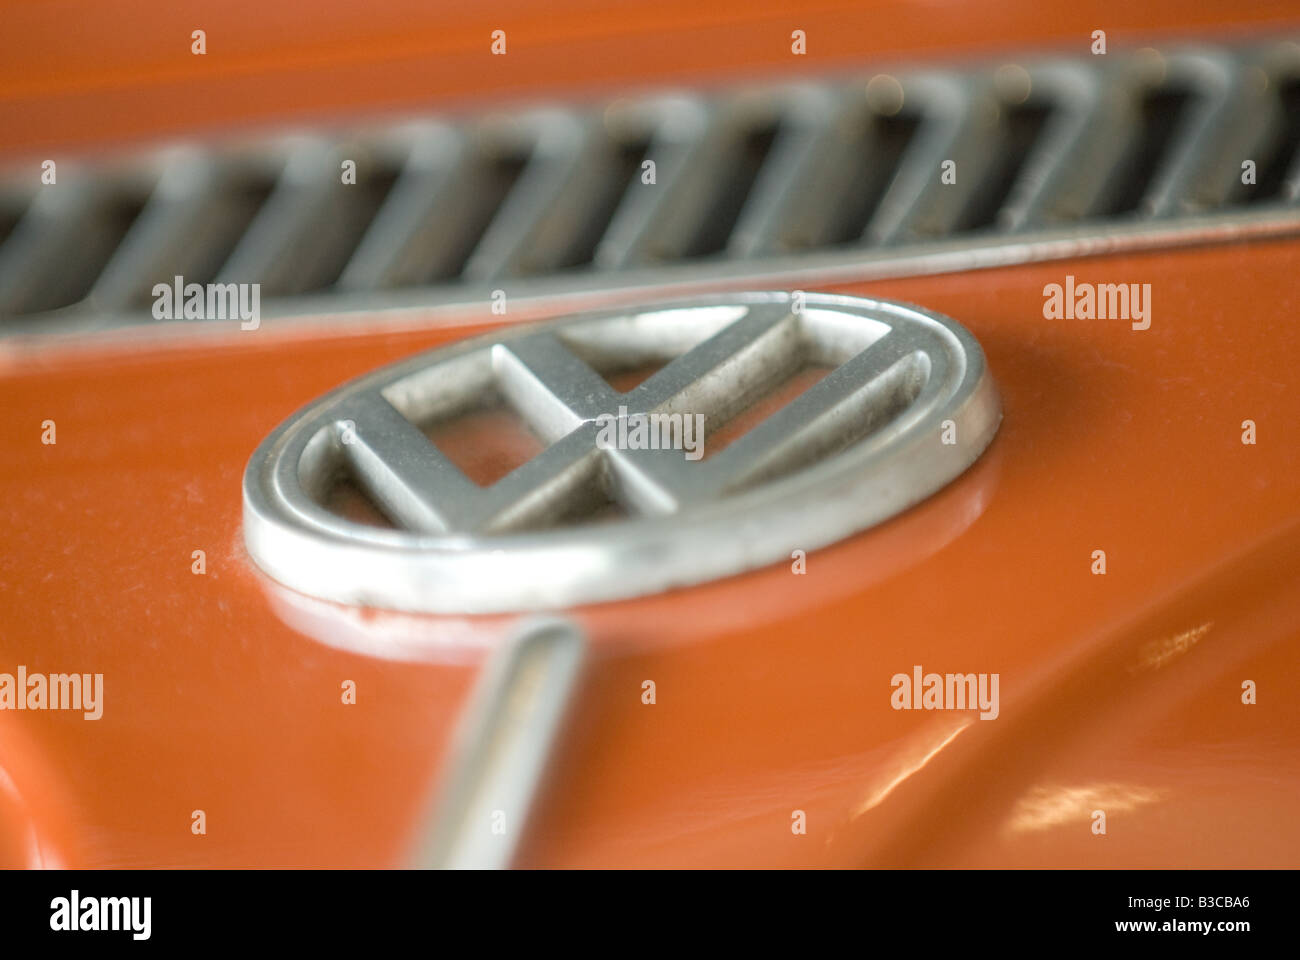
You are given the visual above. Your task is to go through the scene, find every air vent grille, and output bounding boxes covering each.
[1,40,1299,333]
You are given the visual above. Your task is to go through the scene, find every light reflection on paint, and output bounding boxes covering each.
[0,765,62,868]
[851,718,973,819]
[1128,621,1213,674]
[1004,781,1162,835]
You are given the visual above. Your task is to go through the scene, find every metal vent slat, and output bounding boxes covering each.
[87,150,280,309]
[723,85,841,256]
[0,174,154,315]
[1138,52,1238,217]
[999,64,1104,230]
[335,122,463,290]
[1,37,1298,332]
[862,74,981,245]
[1244,45,1300,204]
[376,128,525,285]
[589,95,710,268]
[215,138,405,297]
[612,96,790,263]
[460,109,588,281]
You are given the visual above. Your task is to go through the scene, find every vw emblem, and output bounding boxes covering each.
[243,292,1001,612]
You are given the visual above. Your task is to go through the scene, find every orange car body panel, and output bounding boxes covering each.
[0,1,1297,867]
[2,237,1297,867]
[3,0,1298,153]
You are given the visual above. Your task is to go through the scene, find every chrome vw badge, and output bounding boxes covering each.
[243,292,1001,612]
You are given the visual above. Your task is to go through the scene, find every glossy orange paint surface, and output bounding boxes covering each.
[2,236,1297,867]
[3,0,1298,154]
[2,0,1299,868]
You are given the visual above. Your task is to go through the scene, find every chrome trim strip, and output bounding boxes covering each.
[413,618,586,870]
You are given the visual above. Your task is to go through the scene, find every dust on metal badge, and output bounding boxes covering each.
[242,292,1001,613]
